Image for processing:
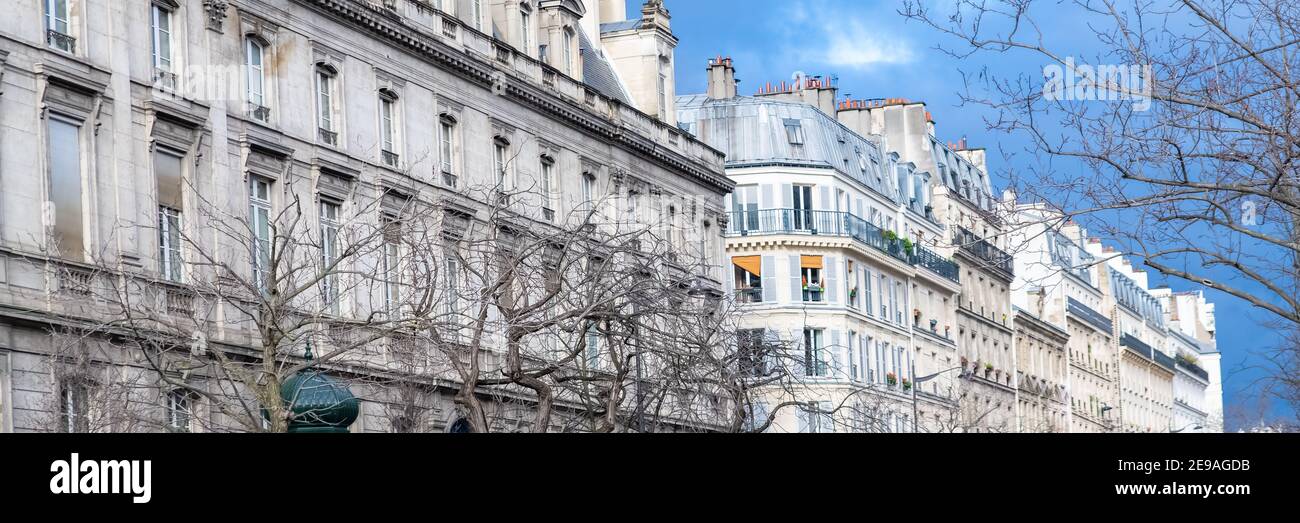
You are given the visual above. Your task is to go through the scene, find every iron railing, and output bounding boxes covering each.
[47,30,75,53]
[1154,350,1177,372]
[912,246,960,283]
[1067,297,1114,334]
[1120,333,1154,359]
[953,226,1014,278]
[1176,357,1210,381]
[726,209,912,264]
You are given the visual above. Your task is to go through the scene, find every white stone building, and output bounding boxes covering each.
[0,0,733,433]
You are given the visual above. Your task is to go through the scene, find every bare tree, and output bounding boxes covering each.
[901,0,1300,416]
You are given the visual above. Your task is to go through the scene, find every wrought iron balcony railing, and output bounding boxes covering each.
[725,209,912,264]
[1176,357,1210,381]
[381,150,400,167]
[953,226,1014,279]
[911,245,960,284]
[47,30,75,53]
[1154,349,1177,372]
[1120,333,1154,359]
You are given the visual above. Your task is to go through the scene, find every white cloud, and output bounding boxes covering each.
[778,1,917,70]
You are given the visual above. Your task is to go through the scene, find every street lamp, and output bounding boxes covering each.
[911,362,964,433]
[1170,423,1203,433]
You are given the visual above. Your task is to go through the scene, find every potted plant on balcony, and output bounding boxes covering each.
[849,286,859,300]
[944,325,951,338]
[902,378,912,391]
[960,356,969,368]
[902,237,915,255]
[886,372,898,386]
[984,363,994,377]
[913,308,922,325]
[929,318,939,332]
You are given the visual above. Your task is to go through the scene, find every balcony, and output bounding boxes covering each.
[1067,296,1114,334]
[1153,350,1176,372]
[1176,357,1210,381]
[735,287,763,303]
[1120,333,1154,359]
[250,104,272,122]
[953,226,1014,279]
[912,246,960,284]
[725,209,911,264]
[319,128,339,146]
[381,150,400,167]
[47,30,75,53]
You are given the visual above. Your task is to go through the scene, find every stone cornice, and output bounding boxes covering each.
[294,0,732,195]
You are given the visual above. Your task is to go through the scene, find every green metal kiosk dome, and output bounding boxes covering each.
[279,344,359,433]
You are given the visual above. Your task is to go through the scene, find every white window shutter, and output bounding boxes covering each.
[761,255,777,302]
[826,256,839,304]
[829,330,842,378]
[788,255,801,303]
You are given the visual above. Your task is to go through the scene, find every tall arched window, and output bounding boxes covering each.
[563,28,575,74]
[245,37,268,121]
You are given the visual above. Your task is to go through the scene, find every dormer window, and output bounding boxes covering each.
[784,119,805,145]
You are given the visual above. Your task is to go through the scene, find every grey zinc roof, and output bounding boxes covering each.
[677,94,903,204]
[579,29,633,104]
[930,138,996,212]
[600,19,643,33]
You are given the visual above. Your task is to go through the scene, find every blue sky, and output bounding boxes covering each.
[650,0,1293,429]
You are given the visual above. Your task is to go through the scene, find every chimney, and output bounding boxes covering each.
[707,56,737,100]
[600,0,628,24]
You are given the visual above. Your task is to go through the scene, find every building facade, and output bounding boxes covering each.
[0,0,734,433]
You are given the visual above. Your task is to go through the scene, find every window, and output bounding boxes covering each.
[316,66,338,145]
[60,380,89,433]
[439,115,457,186]
[249,177,272,292]
[562,30,574,74]
[864,268,873,315]
[737,329,767,377]
[799,400,834,433]
[381,215,401,314]
[493,137,510,190]
[442,255,460,325]
[879,273,888,318]
[520,5,532,53]
[585,325,601,369]
[158,207,183,282]
[471,0,483,30]
[155,149,184,282]
[379,91,399,166]
[319,199,341,312]
[48,116,84,262]
[801,255,824,302]
[856,147,869,174]
[658,71,668,120]
[803,328,826,377]
[732,256,762,303]
[792,185,813,230]
[580,172,596,214]
[783,118,805,145]
[167,389,192,432]
[732,185,759,233]
[540,156,555,221]
[151,4,173,71]
[45,0,74,52]
[245,38,268,120]
[744,401,770,432]
[849,330,859,380]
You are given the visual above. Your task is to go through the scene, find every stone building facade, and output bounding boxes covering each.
[0,0,732,433]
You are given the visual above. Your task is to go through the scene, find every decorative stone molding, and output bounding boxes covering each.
[202,0,229,33]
